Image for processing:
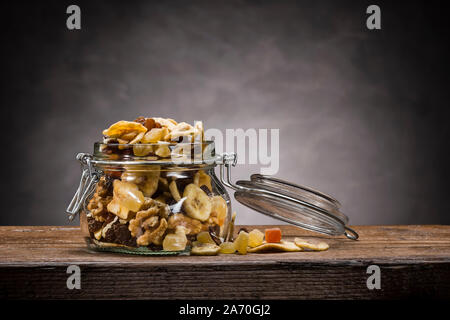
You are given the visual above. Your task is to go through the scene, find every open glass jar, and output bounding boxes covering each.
[68,139,358,255]
[67,141,231,255]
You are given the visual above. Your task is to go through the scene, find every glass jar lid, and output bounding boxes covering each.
[219,153,358,240]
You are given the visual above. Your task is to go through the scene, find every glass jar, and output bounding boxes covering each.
[68,141,232,255]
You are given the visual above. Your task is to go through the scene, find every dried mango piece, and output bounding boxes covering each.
[102,121,147,138]
[191,242,220,256]
[248,229,264,248]
[265,228,282,243]
[294,238,329,251]
[247,241,302,253]
[233,231,249,255]
[219,242,236,254]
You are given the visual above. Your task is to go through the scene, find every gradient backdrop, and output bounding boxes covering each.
[2,0,449,226]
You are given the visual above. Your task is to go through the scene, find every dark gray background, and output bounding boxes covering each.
[2,0,449,226]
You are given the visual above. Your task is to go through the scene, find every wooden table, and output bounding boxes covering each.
[0,225,449,299]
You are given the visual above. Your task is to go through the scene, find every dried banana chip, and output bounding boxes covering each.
[169,180,182,202]
[102,121,147,138]
[294,238,329,251]
[191,242,220,256]
[194,170,212,191]
[247,241,302,253]
[182,183,212,221]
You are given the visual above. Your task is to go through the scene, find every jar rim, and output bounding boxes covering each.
[92,140,219,167]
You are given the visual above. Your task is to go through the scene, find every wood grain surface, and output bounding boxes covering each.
[0,225,449,299]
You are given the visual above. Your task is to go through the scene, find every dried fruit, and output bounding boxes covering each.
[194,170,212,191]
[167,213,204,235]
[153,117,178,131]
[248,241,302,253]
[226,211,237,242]
[102,121,147,138]
[133,144,153,157]
[169,180,182,202]
[142,127,169,143]
[234,231,249,255]
[265,228,282,243]
[170,122,195,141]
[182,184,212,221]
[163,226,188,251]
[210,196,227,227]
[219,242,236,254]
[121,167,160,198]
[191,242,220,256]
[248,229,265,248]
[294,238,329,251]
[196,231,215,244]
[111,179,145,212]
[107,198,133,220]
[155,143,171,157]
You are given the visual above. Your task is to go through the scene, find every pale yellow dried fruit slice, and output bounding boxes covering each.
[129,131,145,144]
[122,167,160,198]
[191,242,220,256]
[111,179,144,212]
[153,117,178,131]
[107,198,133,220]
[194,170,212,191]
[169,180,182,202]
[219,241,236,254]
[102,121,147,138]
[142,127,169,143]
[163,226,188,251]
[155,143,171,157]
[196,231,215,244]
[247,241,302,253]
[182,184,212,221]
[170,122,195,141]
[234,231,249,255]
[248,229,265,248]
[133,144,153,157]
[210,196,227,227]
[193,121,204,142]
[294,238,329,251]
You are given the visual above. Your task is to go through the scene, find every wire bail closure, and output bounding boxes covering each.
[217,153,358,240]
[66,153,102,221]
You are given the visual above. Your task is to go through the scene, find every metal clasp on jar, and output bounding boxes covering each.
[66,153,102,221]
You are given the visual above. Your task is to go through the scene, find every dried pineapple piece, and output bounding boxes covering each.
[219,242,236,254]
[163,226,188,251]
[111,179,145,212]
[107,198,133,220]
[233,231,249,255]
[247,241,302,253]
[102,121,147,138]
[133,144,153,157]
[294,238,329,251]
[142,127,169,143]
[248,229,264,248]
[196,231,215,245]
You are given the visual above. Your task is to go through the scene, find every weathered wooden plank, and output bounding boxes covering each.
[0,225,449,299]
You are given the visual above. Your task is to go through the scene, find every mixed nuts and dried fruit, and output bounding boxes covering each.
[84,116,330,255]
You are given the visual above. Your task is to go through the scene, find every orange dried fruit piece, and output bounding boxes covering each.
[247,241,302,253]
[265,228,282,243]
[294,238,329,251]
[219,241,236,254]
[233,231,249,255]
[102,121,147,138]
[248,229,264,248]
